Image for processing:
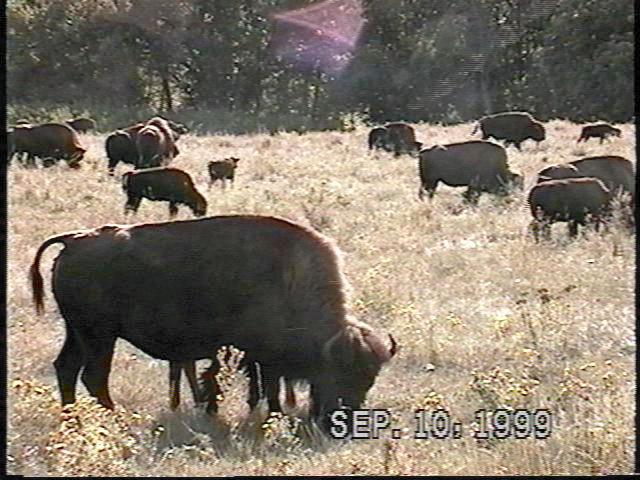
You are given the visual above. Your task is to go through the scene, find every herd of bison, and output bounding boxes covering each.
[8,110,635,432]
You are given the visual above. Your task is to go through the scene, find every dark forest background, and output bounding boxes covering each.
[6,0,634,132]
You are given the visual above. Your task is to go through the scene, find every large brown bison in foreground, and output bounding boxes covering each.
[577,123,621,144]
[418,140,523,203]
[528,177,611,241]
[368,123,422,157]
[29,215,397,430]
[122,167,207,218]
[10,123,85,167]
[472,111,546,150]
[66,117,97,133]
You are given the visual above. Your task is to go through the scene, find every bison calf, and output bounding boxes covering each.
[528,177,610,241]
[208,157,240,188]
[122,167,207,218]
[577,123,621,144]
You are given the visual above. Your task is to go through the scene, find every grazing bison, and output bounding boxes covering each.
[29,215,397,429]
[66,117,97,133]
[208,157,240,188]
[536,156,635,206]
[577,123,621,144]
[122,167,207,218]
[368,127,390,151]
[136,125,168,169]
[528,178,611,240]
[367,124,422,156]
[386,122,422,156]
[105,131,137,175]
[472,111,546,150]
[105,118,183,173]
[11,123,85,168]
[418,140,522,203]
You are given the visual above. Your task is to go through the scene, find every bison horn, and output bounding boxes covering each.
[388,334,398,358]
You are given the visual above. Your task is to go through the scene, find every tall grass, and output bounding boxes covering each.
[7,120,635,475]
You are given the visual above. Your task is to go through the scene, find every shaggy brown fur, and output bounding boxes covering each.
[11,123,85,168]
[29,215,397,428]
[418,140,522,203]
[528,177,610,240]
[577,123,622,144]
[122,167,207,218]
[208,157,240,188]
[472,111,546,150]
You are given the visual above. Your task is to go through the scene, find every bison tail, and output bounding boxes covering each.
[29,233,76,315]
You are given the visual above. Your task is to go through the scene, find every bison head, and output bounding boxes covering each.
[313,322,397,428]
[531,122,546,142]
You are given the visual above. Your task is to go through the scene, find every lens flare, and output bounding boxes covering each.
[270,0,364,76]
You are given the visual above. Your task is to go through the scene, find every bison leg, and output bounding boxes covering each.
[80,338,117,410]
[168,202,179,218]
[263,367,283,413]
[463,187,481,205]
[54,330,85,405]
[418,180,438,200]
[200,361,222,415]
[568,220,579,238]
[247,361,261,410]
[124,195,142,215]
[169,362,182,410]
[284,379,296,408]
[107,158,120,176]
[183,361,202,405]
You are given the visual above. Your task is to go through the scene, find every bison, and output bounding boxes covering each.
[122,167,207,218]
[368,123,422,157]
[29,215,397,429]
[386,123,422,156]
[66,117,97,133]
[577,123,621,144]
[418,140,522,203]
[10,123,85,168]
[208,157,240,188]
[368,127,389,151]
[528,177,611,240]
[136,125,169,169]
[472,111,546,150]
[536,156,635,206]
[106,131,137,175]
[105,118,183,173]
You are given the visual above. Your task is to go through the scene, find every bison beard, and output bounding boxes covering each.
[29,216,397,430]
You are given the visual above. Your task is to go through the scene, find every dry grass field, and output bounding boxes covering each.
[7,120,635,475]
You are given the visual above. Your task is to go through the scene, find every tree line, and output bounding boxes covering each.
[7,0,634,131]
